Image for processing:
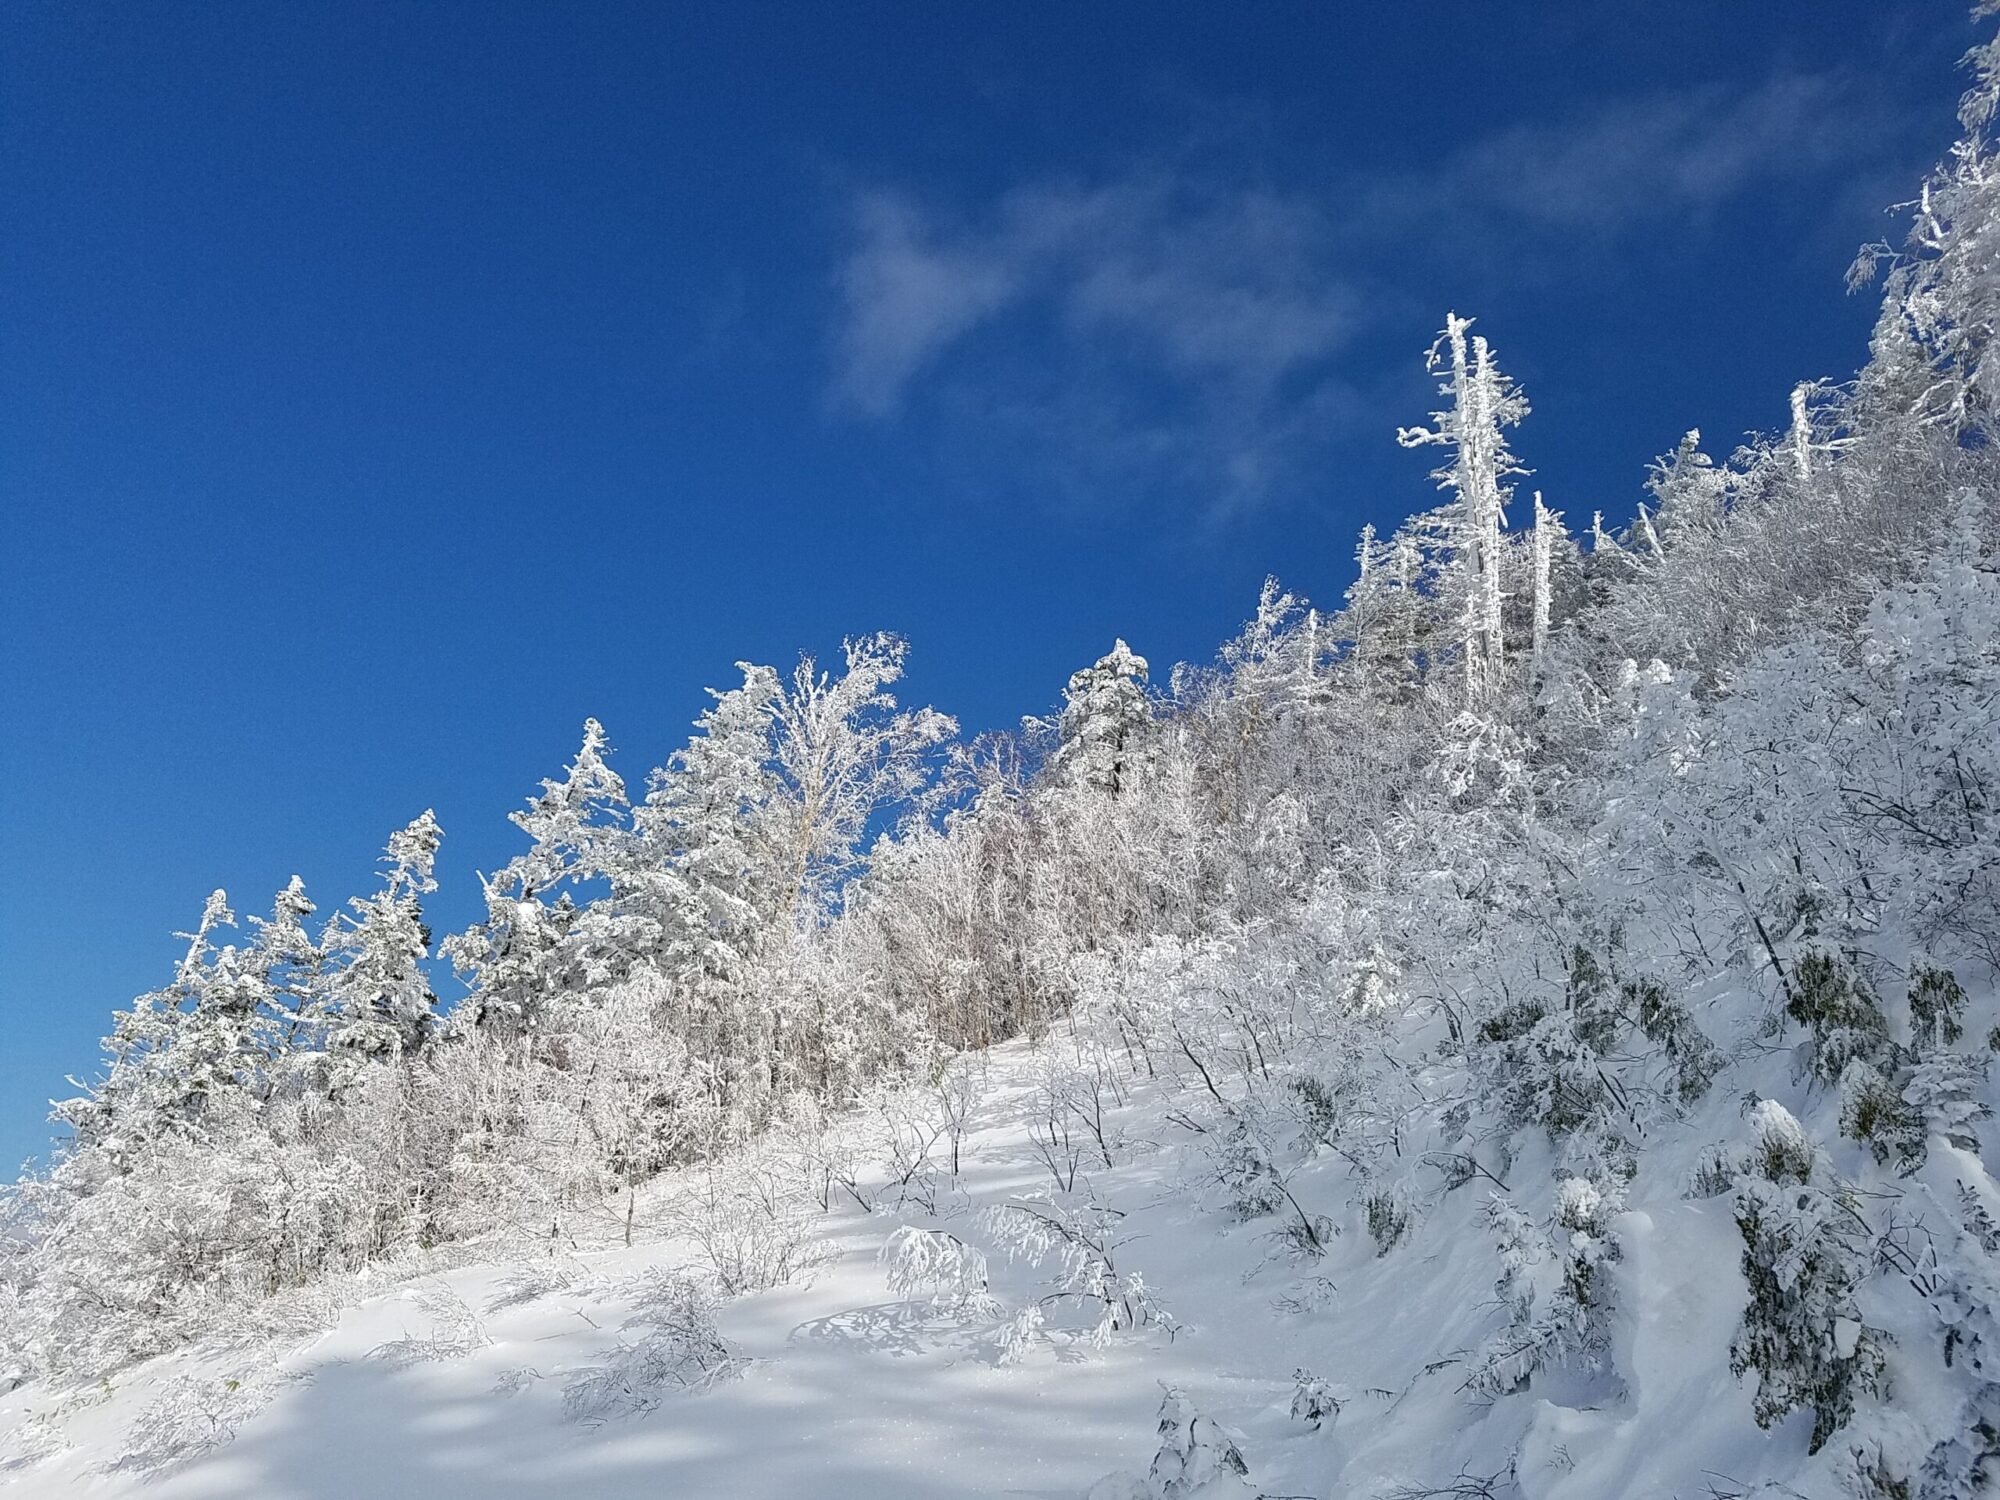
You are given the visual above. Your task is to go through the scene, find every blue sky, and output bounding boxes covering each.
[0,1,1970,1170]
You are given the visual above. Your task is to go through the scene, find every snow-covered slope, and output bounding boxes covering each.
[5,976,1992,1500]
[11,20,2000,1493]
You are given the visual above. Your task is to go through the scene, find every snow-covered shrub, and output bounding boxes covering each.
[1908,966,1967,1050]
[482,1258,582,1314]
[879,1226,999,1318]
[1147,1386,1256,1499]
[1211,1121,1286,1222]
[933,1054,985,1178]
[1905,1052,1990,1151]
[1289,1367,1342,1429]
[1746,1098,1818,1186]
[1688,1144,1740,1200]
[1471,940,1721,1152]
[1468,1173,1623,1401]
[1917,1380,2000,1500]
[1468,1194,1553,1398]
[1834,960,1989,1171]
[5,1407,70,1468]
[872,1083,952,1213]
[1836,1435,1925,1500]
[1021,1047,1126,1197]
[1728,1103,1886,1453]
[1278,1020,1423,1191]
[1478,998,1613,1141]
[982,1194,1172,1359]
[1202,1108,1332,1258]
[1840,1060,1927,1174]
[113,1365,307,1476]
[1553,1176,1619,1324]
[560,1269,738,1424]
[368,1282,489,1368]
[1627,977,1725,1106]
[1290,1074,1342,1149]
[669,1154,833,1294]
[1881,1183,2000,1499]
[1788,951,1892,1086]
[994,1302,1047,1366]
[1364,1188,1410,1256]
[765,1091,872,1214]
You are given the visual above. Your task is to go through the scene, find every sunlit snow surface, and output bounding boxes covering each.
[2,1022,1922,1500]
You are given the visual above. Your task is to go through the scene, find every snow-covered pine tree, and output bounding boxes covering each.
[170,904,278,1116]
[1645,430,1730,552]
[617,663,789,1117]
[1146,1386,1256,1499]
[449,721,632,1033]
[634,661,785,979]
[314,811,443,1082]
[1728,1101,1886,1454]
[57,890,251,1153]
[1055,639,1153,795]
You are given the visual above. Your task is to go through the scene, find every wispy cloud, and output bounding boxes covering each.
[1416,73,1861,232]
[827,69,1876,516]
[830,176,1359,515]
[832,194,1024,418]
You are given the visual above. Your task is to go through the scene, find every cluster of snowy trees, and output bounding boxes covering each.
[7,13,2000,1493]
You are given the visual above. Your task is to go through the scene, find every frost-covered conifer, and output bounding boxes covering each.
[1645,430,1730,551]
[1055,639,1153,795]
[313,811,443,1081]
[243,875,322,1074]
[59,890,245,1152]
[1146,1387,1256,1500]
[1729,1102,1885,1453]
[450,722,631,1032]
[1469,1180,1621,1399]
[635,662,784,976]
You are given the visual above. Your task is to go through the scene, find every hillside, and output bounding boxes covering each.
[6,13,2000,1500]
[4,850,1996,1499]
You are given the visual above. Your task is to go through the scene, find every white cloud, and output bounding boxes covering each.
[831,193,1022,417]
[831,177,1359,411]
[829,175,1359,513]
[825,69,1871,514]
[1420,73,1860,232]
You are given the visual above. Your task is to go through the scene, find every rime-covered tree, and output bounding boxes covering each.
[449,721,633,1032]
[56,890,241,1153]
[763,633,956,929]
[1054,639,1152,795]
[1528,492,1559,672]
[1397,312,1531,701]
[314,811,443,1081]
[634,662,785,978]
[1645,430,1730,553]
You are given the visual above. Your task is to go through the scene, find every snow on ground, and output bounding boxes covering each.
[0,1028,1886,1499]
